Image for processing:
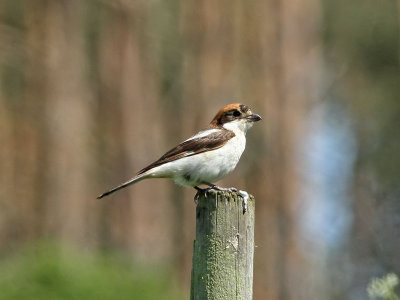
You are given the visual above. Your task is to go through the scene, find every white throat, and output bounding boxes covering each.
[222,119,253,135]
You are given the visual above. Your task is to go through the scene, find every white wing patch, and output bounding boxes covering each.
[184,129,221,142]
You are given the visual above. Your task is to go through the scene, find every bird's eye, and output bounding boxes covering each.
[233,110,241,117]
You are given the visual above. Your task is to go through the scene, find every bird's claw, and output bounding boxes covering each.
[194,187,213,204]
[208,185,248,213]
[211,185,238,193]
[214,186,249,213]
[194,185,249,213]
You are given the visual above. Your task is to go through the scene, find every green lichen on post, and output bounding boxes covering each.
[190,189,255,300]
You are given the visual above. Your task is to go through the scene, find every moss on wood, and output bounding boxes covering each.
[191,190,255,300]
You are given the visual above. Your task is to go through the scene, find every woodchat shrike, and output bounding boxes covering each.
[98,103,261,208]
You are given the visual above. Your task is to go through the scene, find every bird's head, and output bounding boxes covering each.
[209,103,262,133]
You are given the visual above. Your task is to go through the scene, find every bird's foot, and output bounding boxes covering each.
[203,183,238,193]
[195,184,249,213]
[215,186,238,193]
[208,185,249,213]
[194,186,213,204]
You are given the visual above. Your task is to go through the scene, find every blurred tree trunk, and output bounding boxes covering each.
[240,0,324,299]
[43,0,95,243]
[0,0,49,247]
[278,0,325,298]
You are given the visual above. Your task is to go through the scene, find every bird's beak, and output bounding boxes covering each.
[246,113,262,122]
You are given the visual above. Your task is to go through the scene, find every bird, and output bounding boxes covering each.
[97,103,261,203]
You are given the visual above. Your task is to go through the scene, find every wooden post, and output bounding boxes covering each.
[190,189,255,300]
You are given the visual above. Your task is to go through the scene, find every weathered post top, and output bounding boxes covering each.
[190,189,255,300]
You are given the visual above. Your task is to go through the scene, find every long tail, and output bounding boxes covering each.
[97,174,147,199]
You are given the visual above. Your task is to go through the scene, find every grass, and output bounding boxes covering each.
[0,242,185,300]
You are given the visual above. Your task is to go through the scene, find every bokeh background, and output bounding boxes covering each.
[0,0,399,299]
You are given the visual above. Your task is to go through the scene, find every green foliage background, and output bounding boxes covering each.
[0,242,183,300]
